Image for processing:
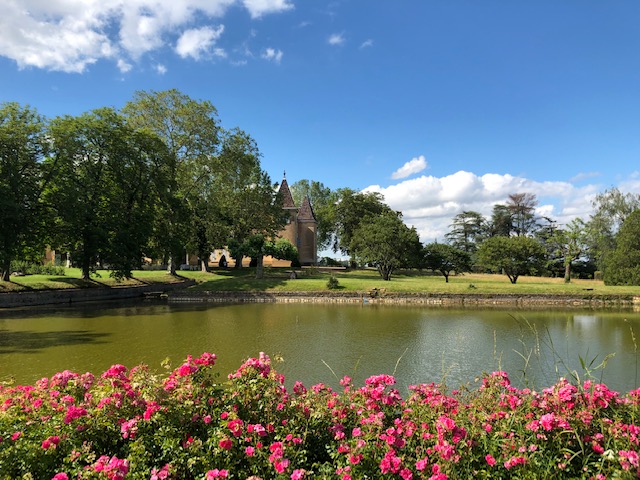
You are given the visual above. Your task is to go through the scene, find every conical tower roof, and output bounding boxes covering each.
[278,176,296,209]
[298,195,317,222]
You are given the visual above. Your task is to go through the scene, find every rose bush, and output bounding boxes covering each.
[0,353,638,479]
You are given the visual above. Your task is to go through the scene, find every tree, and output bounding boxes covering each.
[229,235,297,279]
[290,179,338,250]
[423,243,472,282]
[445,211,487,254]
[216,129,288,270]
[507,192,538,237]
[477,236,546,284]
[0,103,49,281]
[547,218,588,283]
[333,189,396,260]
[488,204,512,237]
[587,187,640,272]
[603,209,640,286]
[46,109,164,280]
[350,213,422,280]
[123,89,221,275]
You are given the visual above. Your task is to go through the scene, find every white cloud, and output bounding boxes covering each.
[570,171,601,183]
[155,64,168,75]
[0,0,292,72]
[242,0,293,18]
[391,155,428,179]
[117,59,133,73]
[363,171,604,243]
[328,33,345,46]
[359,39,374,49]
[176,25,225,59]
[262,47,283,63]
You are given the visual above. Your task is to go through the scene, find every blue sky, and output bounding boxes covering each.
[1,0,639,242]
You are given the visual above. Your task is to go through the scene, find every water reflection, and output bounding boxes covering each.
[0,301,638,394]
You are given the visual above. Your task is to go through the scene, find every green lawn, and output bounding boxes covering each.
[2,267,640,296]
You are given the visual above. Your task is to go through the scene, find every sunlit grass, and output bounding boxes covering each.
[2,267,640,296]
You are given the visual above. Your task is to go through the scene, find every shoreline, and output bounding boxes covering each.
[0,280,195,309]
[168,290,640,309]
[2,283,639,310]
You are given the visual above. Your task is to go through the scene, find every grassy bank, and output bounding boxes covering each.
[3,267,640,297]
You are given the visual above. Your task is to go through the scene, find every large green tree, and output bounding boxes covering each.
[445,211,487,254]
[488,204,513,237]
[123,89,221,274]
[587,187,640,272]
[0,103,49,281]
[350,212,422,281]
[477,235,546,284]
[333,189,396,260]
[547,218,588,283]
[46,108,164,280]
[230,235,298,279]
[423,242,472,283]
[216,129,288,271]
[506,192,538,237]
[603,209,640,286]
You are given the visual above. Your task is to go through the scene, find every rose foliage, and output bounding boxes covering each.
[1,352,639,479]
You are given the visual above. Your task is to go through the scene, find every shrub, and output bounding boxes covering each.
[9,260,66,276]
[1,354,639,479]
[326,275,340,289]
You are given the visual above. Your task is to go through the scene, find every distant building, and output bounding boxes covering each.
[272,175,318,266]
[210,175,318,268]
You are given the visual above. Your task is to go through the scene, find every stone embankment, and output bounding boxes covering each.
[0,280,195,309]
[168,290,640,309]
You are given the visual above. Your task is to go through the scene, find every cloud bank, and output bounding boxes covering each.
[0,0,293,72]
[363,170,606,243]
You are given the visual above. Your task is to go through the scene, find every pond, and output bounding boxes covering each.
[0,301,639,393]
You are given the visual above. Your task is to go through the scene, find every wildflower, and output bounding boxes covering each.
[206,469,229,478]
[619,450,640,470]
[11,431,21,441]
[504,456,527,469]
[485,454,497,466]
[52,474,69,480]
[273,458,290,474]
[400,468,413,479]
[291,469,305,479]
[150,464,171,479]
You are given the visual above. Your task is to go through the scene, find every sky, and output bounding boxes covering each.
[1,0,640,245]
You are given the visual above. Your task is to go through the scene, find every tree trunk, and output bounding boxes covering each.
[81,262,91,281]
[379,265,392,281]
[234,254,243,269]
[255,255,264,279]
[564,262,571,283]
[1,259,10,282]
[167,256,177,276]
[200,257,208,272]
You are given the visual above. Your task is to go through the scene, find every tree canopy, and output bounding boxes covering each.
[350,212,421,280]
[0,103,49,281]
[423,242,472,282]
[477,236,546,284]
[603,209,640,286]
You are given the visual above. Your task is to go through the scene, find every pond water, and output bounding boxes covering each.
[1,301,639,394]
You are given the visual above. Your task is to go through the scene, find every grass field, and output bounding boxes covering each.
[2,266,640,296]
